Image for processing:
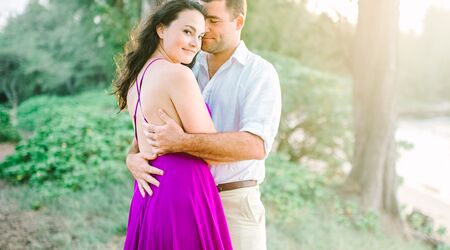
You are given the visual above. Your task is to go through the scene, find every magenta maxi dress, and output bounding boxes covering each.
[123,58,233,250]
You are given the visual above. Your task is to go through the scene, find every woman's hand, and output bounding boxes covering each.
[126,152,163,198]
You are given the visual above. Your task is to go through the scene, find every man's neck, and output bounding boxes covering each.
[207,40,241,79]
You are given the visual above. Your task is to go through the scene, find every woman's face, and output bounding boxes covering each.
[158,9,206,64]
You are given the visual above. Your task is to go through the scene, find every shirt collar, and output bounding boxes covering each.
[231,41,249,65]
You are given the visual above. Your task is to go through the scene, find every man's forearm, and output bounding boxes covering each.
[181,131,265,162]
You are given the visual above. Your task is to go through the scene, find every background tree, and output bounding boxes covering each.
[398,7,450,109]
[141,0,166,19]
[346,0,403,231]
[0,1,137,106]
[243,0,353,74]
[0,53,25,122]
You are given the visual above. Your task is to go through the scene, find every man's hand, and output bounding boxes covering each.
[143,109,186,155]
[126,152,163,198]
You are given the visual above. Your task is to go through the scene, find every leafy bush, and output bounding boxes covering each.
[263,154,380,233]
[0,105,21,142]
[0,91,132,191]
[262,51,353,171]
[331,198,380,232]
[16,90,116,131]
[262,154,330,219]
[0,1,136,103]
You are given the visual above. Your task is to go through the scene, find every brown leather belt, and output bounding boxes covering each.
[217,180,257,193]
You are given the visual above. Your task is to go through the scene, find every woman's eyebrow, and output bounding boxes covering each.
[184,25,197,32]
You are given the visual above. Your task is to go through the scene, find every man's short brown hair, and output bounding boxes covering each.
[200,0,247,18]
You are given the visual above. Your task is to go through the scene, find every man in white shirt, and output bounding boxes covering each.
[126,0,281,249]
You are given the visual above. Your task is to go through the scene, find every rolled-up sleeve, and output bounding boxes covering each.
[239,61,282,157]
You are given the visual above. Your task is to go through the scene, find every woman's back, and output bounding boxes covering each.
[123,58,233,250]
[127,59,183,154]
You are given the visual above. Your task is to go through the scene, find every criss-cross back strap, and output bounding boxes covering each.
[133,58,164,144]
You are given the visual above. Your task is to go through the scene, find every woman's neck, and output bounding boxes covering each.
[152,47,176,63]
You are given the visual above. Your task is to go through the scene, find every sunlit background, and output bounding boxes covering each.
[0,0,449,249]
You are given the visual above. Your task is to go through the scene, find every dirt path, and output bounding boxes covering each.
[0,143,15,162]
[0,144,56,249]
[0,182,56,250]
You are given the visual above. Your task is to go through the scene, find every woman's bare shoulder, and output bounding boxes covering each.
[152,62,197,90]
[163,62,194,78]
[139,60,191,86]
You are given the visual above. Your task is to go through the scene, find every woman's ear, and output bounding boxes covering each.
[156,24,165,39]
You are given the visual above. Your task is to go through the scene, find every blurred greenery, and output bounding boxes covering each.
[0,1,137,105]
[0,105,21,142]
[261,51,352,171]
[0,91,132,193]
[243,1,353,74]
[0,0,449,249]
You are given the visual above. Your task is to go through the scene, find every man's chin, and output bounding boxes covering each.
[201,45,215,53]
[201,40,216,51]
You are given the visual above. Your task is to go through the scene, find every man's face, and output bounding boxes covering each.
[200,0,239,54]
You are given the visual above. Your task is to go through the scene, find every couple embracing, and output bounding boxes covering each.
[113,0,281,249]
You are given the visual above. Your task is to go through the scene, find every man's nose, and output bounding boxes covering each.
[205,23,211,33]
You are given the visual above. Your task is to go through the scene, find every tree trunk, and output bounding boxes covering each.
[114,0,124,10]
[346,0,402,227]
[141,0,166,20]
[1,78,19,125]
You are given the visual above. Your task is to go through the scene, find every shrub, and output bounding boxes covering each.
[0,91,133,192]
[262,154,330,219]
[262,52,353,172]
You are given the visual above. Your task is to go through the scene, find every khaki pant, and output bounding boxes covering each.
[219,186,266,250]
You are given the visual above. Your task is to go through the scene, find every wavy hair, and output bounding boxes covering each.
[113,0,206,111]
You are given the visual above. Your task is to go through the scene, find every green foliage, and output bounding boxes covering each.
[243,1,353,74]
[436,243,450,250]
[262,151,382,237]
[262,154,330,219]
[0,1,137,104]
[263,51,353,170]
[331,198,380,232]
[407,210,436,236]
[0,91,132,192]
[405,210,450,250]
[16,90,116,131]
[0,105,21,142]
[263,153,380,233]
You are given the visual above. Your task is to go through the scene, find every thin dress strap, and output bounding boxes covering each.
[133,58,163,144]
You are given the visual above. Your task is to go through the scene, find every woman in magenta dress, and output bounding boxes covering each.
[113,1,232,249]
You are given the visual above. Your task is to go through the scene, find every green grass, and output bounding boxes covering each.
[0,182,432,250]
[0,164,132,250]
[266,204,430,250]
[0,158,432,250]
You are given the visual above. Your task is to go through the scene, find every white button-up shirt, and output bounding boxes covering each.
[192,41,282,184]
